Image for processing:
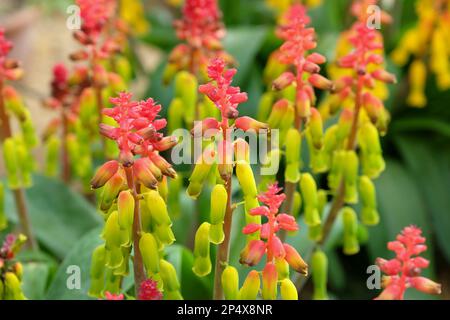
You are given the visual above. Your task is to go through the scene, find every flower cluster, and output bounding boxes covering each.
[167,0,232,83]
[0,28,22,81]
[0,28,37,248]
[77,0,117,40]
[375,226,441,300]
[138,278,163,300]
[237,184,307,300]
[89,92,181,300]
[391,0,450,107]
[0,234,27,300]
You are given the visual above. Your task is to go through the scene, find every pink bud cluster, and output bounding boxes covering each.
[76,0,117,41]
[0,234,16,260]
[138,279,163,300]
[375,226,442,300]
[333,5,396,120]
[199,58,247,121]
[104,292,124,300]
[174,0,224,49]
[273,5,332,119]
[0,28,22,81]
[169,0,232,78]
[100,92,177,167]
[240,184,308,275]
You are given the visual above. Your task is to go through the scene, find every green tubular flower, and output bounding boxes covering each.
[239,270,260,300]
[359,175,380,226]
[311,249,328,300]
[280,278,298,300]
[342,207,359,255]
[45,135,60,177]
[300,173,321,227]
[209,184,228,244]
[285,128,302,183]
[222,265,239,300]
[192,222,212,277]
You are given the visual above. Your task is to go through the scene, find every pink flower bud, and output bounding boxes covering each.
[272,72,295,91]
[191,118,220,138]
[306,53,326,65]
[283,243,308,275]
[409,277,442,295]
[308,74,334,91]
[90,160,120,189]
[153,136,179,152]
[235,116,269,133]
[303,61,321,74]
[133,158,158,190]
[240,240,266,266]
[243,224,262,235]
[270,236,285,259]
[262,263,278,300]
[276,214,298,231]
[372,69,397,84]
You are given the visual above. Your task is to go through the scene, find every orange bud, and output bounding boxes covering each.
[372,70,397,84]
[91,160,120,189]
[191,118,220,138]
[272,72,295,91]
[410,277,442,295]
[133,158,158,190]
[296,89,311,118]
[262,263,278,300]
[149,153,177,179]
[153,136,178,152]
[309,74,334,91]
[283,243,308,275]
[69,49,88,61]
[235,117,269,133]
[240,240,266,266]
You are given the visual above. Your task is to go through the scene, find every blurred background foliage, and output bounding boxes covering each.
[0,0,449,300]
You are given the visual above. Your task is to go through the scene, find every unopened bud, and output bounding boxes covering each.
[236,161,258,199]
[240,240,265,266]
[309,108,324,149]
[280,279,298,300]
[222,266,239,300]
[272,72,295,91]
[267,99,290,128]
[91,160,120,189]
[285,128,302,183]
[283,244,308,275]
[300,173,321,226]
[342,207,359,255]
[209,184,228,244]
[235,116,269,133]
[139,232,160,275]
[359,176,379,225]
[117,190,134,230]
[262,263,278,300]
[309,74,334,91]
[343,151,359,204]
[410,277,442,295]
[311,249,328,300]
[372,69,397,84]
[160,259,181,292]
[192,222,212,277]
[2,138,20,189]
[239,270,260,300]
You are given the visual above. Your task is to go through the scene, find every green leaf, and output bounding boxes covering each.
[21,262,52,300]
[395,135,450,264]
[223,26,268,87]
[4,175,102,259]
[45,228,103,300]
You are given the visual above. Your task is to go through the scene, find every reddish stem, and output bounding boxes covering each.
[213,118,232,300]
[124,166,146,296]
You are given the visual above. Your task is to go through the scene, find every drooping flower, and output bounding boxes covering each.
[375,226,441,300]
[138,278,163,300]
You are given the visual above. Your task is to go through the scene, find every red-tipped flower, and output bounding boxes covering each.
[375,226,441,300]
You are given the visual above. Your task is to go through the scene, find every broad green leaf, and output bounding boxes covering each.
[4,175,102,259]
[21,262,52,300]
[45,228,103,300]
[395,135,450,263]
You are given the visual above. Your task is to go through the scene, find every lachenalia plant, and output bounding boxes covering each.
[187,58,274,300]
[0,28,38,249]
[223,183,309,300]
[88,92,181,300]
[164,0,235,240]
[391,0,450,108]
[0,234,27,300]
[259,1,397,299]
[43,0,133,187]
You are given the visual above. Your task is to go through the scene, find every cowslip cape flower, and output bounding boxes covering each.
[375,226,441,300]
[239,183,308,300]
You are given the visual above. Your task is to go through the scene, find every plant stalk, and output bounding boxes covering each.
[124,166,146,296]
[0,79,37,250]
